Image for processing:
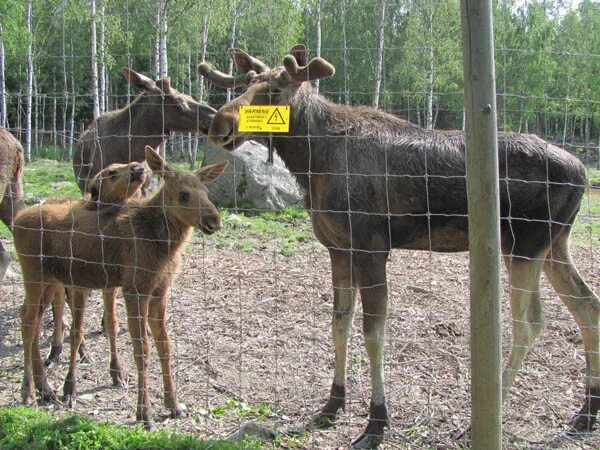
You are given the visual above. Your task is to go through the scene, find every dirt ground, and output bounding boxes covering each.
[1,228,599,449]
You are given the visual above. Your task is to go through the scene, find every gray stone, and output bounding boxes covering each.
[202,141,302,210]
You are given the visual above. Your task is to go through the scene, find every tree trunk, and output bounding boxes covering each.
[61,0,68,148]
[90,0,100,119]
[314,0,322,93]
[69,36,76,158]
[226,1,239,103]
[193,8,210,169]
[0,23,7,128]
[341,0,349,105]
[372,0,386,108]
[426,10,434,130]
[158,0,168,78]
[99,0,106,114]
[25,1,33,162]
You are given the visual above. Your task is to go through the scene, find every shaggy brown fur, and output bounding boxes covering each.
[202,45,600,448]
[15,147,228,428]
[0,127,24,282]
[46,162,147,390]
[73,68,216,195]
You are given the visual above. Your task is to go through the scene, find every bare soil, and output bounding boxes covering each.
[1,229,599,449]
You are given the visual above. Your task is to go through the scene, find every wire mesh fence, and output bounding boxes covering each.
[0,0,599,448]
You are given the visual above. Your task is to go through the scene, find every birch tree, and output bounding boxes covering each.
[372,0,386,108]
[0,23,7,128]
[25,0,33,162]
[90,0,100,119]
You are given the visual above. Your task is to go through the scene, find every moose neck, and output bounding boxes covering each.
[135,188,192,251]
[108,94,167,159]
[271,84,336,191]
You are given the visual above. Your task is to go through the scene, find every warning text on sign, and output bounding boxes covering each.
[238,106,290,133]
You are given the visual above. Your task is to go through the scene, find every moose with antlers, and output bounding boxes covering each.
[199,44,599,448]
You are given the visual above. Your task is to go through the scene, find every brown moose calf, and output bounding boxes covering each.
[15,147,228,428]
[46,161,148,385]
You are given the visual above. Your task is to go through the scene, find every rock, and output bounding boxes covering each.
[227,422,279,442]
[202,141,303,210]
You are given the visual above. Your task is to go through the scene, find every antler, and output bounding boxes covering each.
[282,55,335,83]
[198,62,256,89]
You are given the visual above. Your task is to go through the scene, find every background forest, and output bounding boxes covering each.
[0,0,599,166]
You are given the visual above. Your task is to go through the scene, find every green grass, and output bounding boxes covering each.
[0,405,262,450]
[22,159,81,202]
[572,187,600,246]
[587,167,600,188]
[212,207,317,256]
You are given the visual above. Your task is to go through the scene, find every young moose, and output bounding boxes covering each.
[0,127,24,283]
[200,45,600,448]
[46,161,148,381]
[15,147,228,428]
[73,68,217,195]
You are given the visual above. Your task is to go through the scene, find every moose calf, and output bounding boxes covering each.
[15,147,227,428]
[46,161,147,393]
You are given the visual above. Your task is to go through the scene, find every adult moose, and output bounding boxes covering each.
[0,127,24,283]
[73,67,216,195]
[200,45,600,448]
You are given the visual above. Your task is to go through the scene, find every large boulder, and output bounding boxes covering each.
[201,141,303,210]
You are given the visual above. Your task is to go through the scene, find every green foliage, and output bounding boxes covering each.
[0,405,261,450]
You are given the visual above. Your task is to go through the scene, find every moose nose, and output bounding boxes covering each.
[202,214,223,235]
[208,112,237,147]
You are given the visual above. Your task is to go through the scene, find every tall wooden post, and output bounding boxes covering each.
[460,1,502,449]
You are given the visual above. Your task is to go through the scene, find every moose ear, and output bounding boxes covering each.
[144,146,173,175]
[122,68,156,91]
[155,77,172,93]
[197,160,229,184]
[289,44,308,67]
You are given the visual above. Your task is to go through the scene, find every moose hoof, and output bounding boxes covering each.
[351,431,384,449]
[571,413,597,433]
[310,413,337,429]
[39,387,59,405]
[170,404,187,419]
[63,394,76,409]
[111,372,126,388]
[45,345,63,367]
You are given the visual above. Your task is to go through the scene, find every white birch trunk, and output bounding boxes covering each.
[198,10,209,101]
[25,1,33,162]
[314,0,322,93]
[90,0,100,119]
[341,0,349,105]
[99,0,106,113]
[226,1,239,102]
[372,0,386,108]
[154,2,161,78]
[62,0,68,148]
[159,1,168,78]
[426,10,434,130]
[0,23,7,128]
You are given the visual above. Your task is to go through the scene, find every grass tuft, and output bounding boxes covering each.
[0,405,261,450]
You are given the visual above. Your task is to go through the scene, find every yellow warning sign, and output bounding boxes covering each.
[238,106,290,133]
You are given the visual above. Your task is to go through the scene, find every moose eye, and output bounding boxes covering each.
[179,191,190,203]
[108,170,117,177]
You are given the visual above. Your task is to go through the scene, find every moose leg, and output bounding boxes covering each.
[21,283,56,404]
[103,288,125,387]
[501,255,545,401]
[0,241,10,283]
[62,289,89,407]
[124,292,153,429]
[65,288,91,364]
[46,285,66,367]
[313,248,357,428]
[147,286,184,418]
[543,233,600,432]
[351,251,390,449]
